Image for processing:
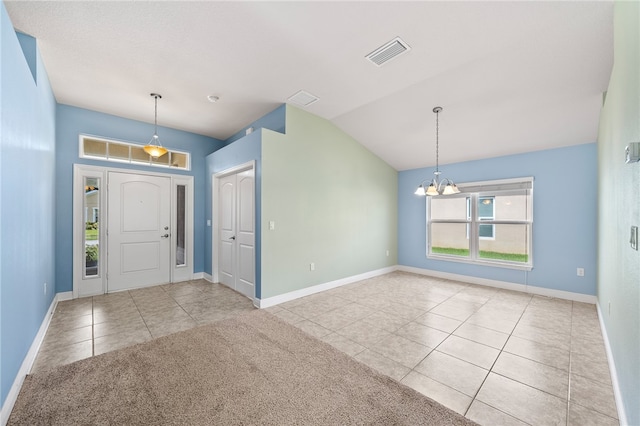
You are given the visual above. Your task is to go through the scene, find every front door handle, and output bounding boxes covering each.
[161,234,170,238]
[229,236,236,240]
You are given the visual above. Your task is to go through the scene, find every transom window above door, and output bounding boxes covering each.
[79,135,190,170]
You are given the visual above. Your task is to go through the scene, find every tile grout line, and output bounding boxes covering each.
[129,290,154,339]
[162,283,200,323]
[461,291,534,419]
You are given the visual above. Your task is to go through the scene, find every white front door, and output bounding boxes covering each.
[107,172,171,292]
[217,168,255,299]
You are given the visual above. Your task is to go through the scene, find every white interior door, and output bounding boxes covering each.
[108,172,171,292]
[217,168,255,299]
[236,169,255,297]
[218,174,236,288]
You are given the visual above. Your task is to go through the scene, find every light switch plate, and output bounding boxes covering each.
[625,142,640,163]
[631,226,638,250]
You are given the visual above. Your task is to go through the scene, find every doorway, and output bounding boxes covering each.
[73,165,194,298]
[214,163,255,300]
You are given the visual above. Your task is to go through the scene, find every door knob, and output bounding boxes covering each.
[229,236,236,240]
[161,234,169,238]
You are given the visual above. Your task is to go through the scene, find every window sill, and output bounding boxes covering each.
[427,254,533,271]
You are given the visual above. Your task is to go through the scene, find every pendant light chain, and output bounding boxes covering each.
[435,107,439,174]
[413,106,459,196]
[154,95,158,137]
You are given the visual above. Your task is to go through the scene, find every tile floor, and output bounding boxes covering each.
[32,279,254,373]
[35,272,619,426]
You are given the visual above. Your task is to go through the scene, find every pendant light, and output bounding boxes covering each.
[414,106,460,196]
[144,93,168,158]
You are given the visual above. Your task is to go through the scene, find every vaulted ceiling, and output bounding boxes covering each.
[5,1,613,171]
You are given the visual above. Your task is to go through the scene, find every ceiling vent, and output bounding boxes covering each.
[287,90,319,107]
[366,37,411,66]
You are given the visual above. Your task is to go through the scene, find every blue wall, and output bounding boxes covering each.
[1,6,57,406]
[55,105,224,292]
[204,104,286,299]
[205,133,262,297]
[224,104,286,145]
[399,143,598,295]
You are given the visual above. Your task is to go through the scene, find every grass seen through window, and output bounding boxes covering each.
[432,247,529,263]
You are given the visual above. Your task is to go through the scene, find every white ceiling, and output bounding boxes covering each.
[5,1,613,171]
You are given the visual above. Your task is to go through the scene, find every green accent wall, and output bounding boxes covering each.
[260,105,397,298]
[597,1,639,424]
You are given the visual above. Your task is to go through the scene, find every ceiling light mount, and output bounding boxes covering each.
[144,93,168,158]
[207,95,220,103]
[415,106,460,196]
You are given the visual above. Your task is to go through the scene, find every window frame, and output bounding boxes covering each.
[466,196,495,240]
[427,177,533,271]
[79,134,191,171]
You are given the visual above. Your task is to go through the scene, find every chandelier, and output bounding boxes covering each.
[414,106,460,196]
[143,93,168,158]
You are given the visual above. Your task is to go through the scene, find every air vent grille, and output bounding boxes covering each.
[287,90,319,107]
[366,37,411,66]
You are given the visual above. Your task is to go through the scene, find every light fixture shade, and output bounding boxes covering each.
[426,184,439,196]
[442,184,456,195]
[414,185,426,196]
[451,184,461,194]
[143,143,168,158]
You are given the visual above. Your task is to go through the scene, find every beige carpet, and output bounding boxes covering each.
[9,310,477,425]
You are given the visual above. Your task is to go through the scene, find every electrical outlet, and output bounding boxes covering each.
[608,301,611,316]
[577,268,584,277]
[269,221,275,231]
[386,250,389,257]
[310,262,315,271]
[44,282,47,294]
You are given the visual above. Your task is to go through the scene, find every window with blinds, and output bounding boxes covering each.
[427,177,533,270]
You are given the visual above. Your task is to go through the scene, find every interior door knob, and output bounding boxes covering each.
[229,236,236,240]
[161,234,169,238]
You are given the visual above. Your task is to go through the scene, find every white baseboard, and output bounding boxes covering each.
[596,303,628,426]
[1,292,65,426]
[254,264,597,309]
[192,272,205,280]
[56,291,73,302]
[397,265,598,304]
[255,266,397,309]
[202,272,213,283]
